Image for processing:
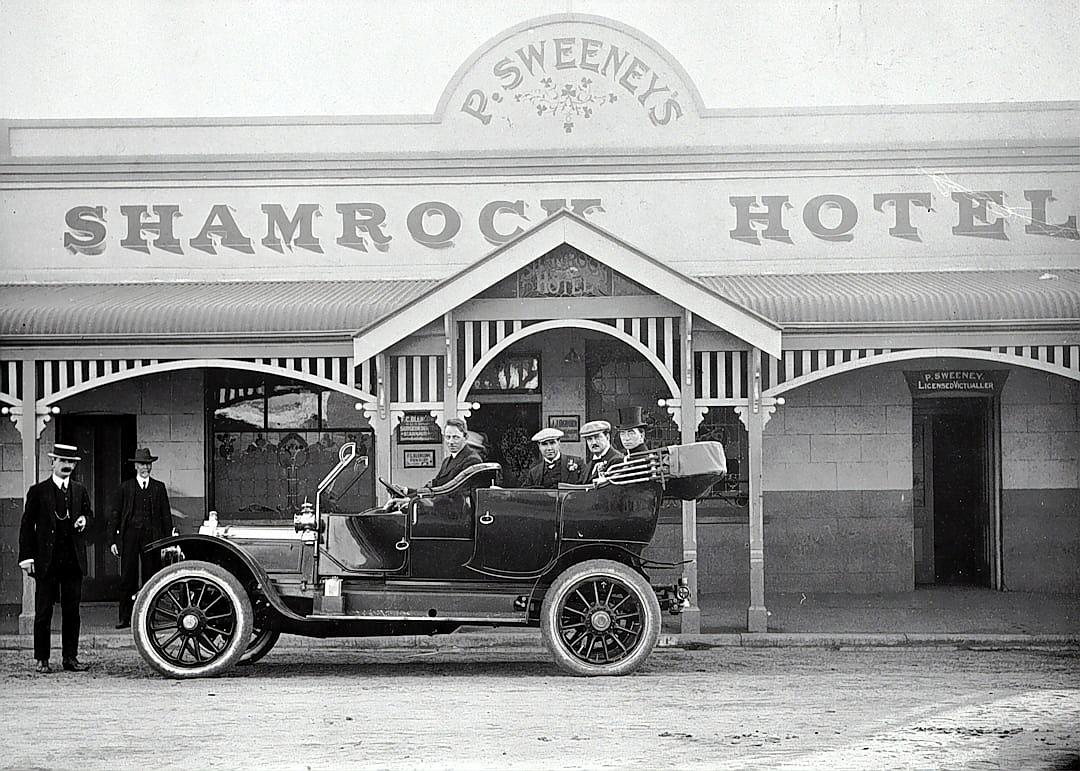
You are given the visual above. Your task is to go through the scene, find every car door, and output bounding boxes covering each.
[320,509,410,575]
[466,488,560,577]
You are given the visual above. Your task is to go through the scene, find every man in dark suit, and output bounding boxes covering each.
[108,447,174,629]
[579,420,625,483]
[521,427,582,488]
[384,416,484,509]
[18,443,93,674]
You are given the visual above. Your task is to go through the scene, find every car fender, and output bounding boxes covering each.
[144,534,307,622]
[524,542,648,619]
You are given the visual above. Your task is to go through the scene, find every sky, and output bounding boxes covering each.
[1,0,1078,119]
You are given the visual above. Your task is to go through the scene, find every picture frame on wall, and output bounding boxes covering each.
[548,415,580,442]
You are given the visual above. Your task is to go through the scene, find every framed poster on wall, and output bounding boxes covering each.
[403,449,435,469]
[398,412,442,444]
[548,415,580,442]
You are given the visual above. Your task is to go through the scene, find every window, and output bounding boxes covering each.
[209,372,374,520]
[472,353,541,394]
[695,407,749,511]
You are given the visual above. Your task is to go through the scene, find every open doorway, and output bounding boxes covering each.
[467,402,541,487]
[58,414,137,601]
[912,397,998,587]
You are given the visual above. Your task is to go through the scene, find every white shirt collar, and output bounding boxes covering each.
[138,478,148,489]
[52,474,68,490]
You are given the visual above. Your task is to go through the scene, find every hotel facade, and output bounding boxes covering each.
[2,15,1078,632]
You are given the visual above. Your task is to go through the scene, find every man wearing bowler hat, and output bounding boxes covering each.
[521,427,582,489]
[617,406,651,457]
[18,443,93,673]
[108,447,174,629]
[578,419,624,483]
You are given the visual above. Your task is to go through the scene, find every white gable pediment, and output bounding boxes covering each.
[352,211,781,360]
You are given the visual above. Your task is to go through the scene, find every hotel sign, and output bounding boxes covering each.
[61,185,1078,257]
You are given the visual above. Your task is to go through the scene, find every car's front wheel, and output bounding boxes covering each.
[133,560,253,679]
[540,559,661,676]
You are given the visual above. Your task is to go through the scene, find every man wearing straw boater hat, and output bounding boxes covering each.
[578,419,624,483]
[108,447,174,629]
[521,427,582,489]
[18,443,93,673]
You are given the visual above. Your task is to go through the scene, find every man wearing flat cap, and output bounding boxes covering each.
[578,419,624,483]
[617,406,650,458]
[18,443,93,673]
[521,427,583,489]
[108,447,174,629]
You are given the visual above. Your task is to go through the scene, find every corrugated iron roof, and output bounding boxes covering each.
[0,279,438,340]
[1,270,1077,342]
[694,270,1080,325]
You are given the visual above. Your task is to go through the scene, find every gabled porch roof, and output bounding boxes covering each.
[349,210,784,359]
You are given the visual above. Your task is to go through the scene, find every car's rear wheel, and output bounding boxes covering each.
[238,625,281,665]
[133,560,253,679]
[540,559,661,676]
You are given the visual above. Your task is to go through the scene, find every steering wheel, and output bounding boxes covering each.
[379,477,407,498]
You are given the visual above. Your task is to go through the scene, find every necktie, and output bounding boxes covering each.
[140,480,147,490]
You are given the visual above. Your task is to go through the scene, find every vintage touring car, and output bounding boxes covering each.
[132,440,727,678]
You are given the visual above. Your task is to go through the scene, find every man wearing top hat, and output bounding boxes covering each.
[521,427,583,489]
[578,419,625,483]
[18,443,93,673]
[108,447,174,629]
[617,406,651,457]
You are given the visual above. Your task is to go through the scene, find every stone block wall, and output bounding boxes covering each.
[757,364,914,593]
[1000,369,1080,592]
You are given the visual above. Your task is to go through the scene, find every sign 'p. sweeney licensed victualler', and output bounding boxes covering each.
[905,370,1011,397]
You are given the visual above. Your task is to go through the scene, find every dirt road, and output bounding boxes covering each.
[2,646,1077,769]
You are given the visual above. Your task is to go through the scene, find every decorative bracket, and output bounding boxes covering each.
[359,400,380,422]
[734,399,783,430]
[1,404,21,432]
[34,403,61,437]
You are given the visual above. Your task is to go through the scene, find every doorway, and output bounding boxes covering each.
[467,402,540,487]
[59,414,137,600]
[912,397,998,587]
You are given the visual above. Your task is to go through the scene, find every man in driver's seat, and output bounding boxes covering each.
[384,417,484,510]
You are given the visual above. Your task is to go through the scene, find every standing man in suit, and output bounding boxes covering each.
[617,406,651,458]
[579,420,625,483]
[18,443,93,674]
[384,417,484,509]
[521,428,582,489]
[109,447,174,629]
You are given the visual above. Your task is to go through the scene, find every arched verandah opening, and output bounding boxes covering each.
[744,346,1080,600]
